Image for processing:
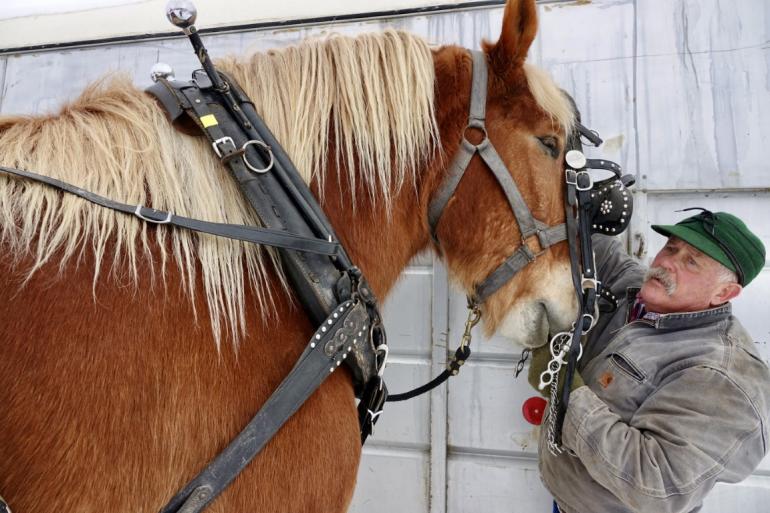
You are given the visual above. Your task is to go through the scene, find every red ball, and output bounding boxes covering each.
[522,396,548,425]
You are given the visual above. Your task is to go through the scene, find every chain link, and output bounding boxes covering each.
[542,329,583,456]
[514,347,530,378]
[547,362,563,455]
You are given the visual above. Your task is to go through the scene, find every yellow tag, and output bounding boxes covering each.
[200,114,218,128]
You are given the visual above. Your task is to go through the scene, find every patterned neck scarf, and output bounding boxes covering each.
[629,294,647,322]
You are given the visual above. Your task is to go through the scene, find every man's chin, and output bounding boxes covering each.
[639,281,671,313]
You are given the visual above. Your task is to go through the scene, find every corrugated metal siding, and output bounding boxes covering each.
[0,1,767,512]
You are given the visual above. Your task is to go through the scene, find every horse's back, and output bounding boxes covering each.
[0,249,360,512]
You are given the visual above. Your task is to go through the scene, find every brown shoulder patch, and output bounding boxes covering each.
[598,371,614,389]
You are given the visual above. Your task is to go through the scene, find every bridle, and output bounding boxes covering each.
[428,51,635,452]
[429,51,569,304]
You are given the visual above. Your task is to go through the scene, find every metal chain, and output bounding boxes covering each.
[514,347,530,378]
[547,359,563,455]
[543,330,582,456]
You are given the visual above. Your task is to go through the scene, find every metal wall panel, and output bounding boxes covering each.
[636,0,770,190]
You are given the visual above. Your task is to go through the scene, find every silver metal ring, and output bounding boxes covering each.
[242,140,274,174]
[462,124,488,145]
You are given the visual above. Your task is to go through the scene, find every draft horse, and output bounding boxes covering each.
[0,0,579,511]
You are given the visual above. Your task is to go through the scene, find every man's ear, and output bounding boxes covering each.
[711,282,742,307]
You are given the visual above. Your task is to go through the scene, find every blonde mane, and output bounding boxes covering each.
[0,29,572,347]
[0,30,439,347]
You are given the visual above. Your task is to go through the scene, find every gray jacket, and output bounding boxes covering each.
[539,235,770,513]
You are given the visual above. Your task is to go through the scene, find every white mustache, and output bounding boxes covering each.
[644,267,677,295]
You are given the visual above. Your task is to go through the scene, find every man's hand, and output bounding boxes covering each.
[526,345,585,397]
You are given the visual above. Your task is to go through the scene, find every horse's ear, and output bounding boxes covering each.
[486,0,538,71]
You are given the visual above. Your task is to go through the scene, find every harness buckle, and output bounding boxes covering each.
[212,136,235,158]
[134,205,172,224]
[522,232,546,260]
[565,169,577,186]
[575,171,593,191]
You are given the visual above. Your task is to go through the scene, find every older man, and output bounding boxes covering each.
[529,209,769,513]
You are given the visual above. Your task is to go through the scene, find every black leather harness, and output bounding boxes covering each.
[144,63,391,513]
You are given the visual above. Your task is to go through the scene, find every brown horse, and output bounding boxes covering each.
[0,0,577,511]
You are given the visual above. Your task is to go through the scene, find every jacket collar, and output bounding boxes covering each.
[625,287,732,330]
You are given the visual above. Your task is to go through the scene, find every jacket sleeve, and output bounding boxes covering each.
[562,368,768,513]
[592,234,645,292]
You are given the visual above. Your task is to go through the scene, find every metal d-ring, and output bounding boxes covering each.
[462,123,488,146]
[375,344,389,377]
[242,140,274,173]
[134,205,172,224]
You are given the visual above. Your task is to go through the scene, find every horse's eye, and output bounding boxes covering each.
[537,136,559,158]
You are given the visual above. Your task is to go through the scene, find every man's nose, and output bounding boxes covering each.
[657,252,676,272]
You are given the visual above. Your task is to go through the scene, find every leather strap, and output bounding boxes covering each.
[474,222,567,303]
[0,165,339,256]
[160,300,370,513]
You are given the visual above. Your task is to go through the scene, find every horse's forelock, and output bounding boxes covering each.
[522,63,575,134]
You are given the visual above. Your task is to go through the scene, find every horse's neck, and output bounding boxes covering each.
[316,46,470,301]
[318,180,430,299]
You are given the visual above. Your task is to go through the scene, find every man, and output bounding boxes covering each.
[529,208,769,513]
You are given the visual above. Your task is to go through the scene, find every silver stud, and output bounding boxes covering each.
[336,361,341,367]
[358,331,363,337]
[321,326,327,332]
[333,313,339,319]
[315,334,321,340]
[310,342,316,348]
[348,346,352,351]
[329,368,335,373]
[327,319,333,325]
[342,353,348,358]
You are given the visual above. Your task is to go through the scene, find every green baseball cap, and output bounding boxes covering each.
[651,208,766,286]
